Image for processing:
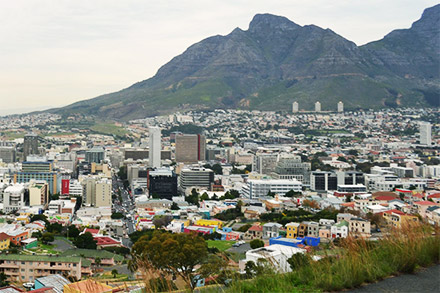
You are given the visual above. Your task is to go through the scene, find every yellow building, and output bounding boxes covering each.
[16,213,31,224]
[196,219,223,229]
[286,222,300,239]
[0,233,10,250]
[382,209,418,228]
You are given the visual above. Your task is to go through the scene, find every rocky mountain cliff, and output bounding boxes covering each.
[54,4,440,120]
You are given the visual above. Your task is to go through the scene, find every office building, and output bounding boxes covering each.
[272,155,311,185]
[94,178,112,207]
[149,127,162,168]
[29,180,49,206]
[0,146,16,163]
[336,171,364,185]
[3,184,25,213]
[337,101,344,112]
[23,133,39,160]
[175,134,206,163]
[242,179,302,199]
[179,168,214,192]
[85,147,105,164]
[310,171,337,191]
[148,168,178,199]
[292,102,299,113]
[315,101,321,112]
[252,153,278,175]
[14,171,59,195]
[419,122,432,146]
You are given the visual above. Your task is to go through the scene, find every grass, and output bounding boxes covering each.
[228,223,440,292]
[206,240,235,252]
[28,242,59,255]
[89,122,128,137]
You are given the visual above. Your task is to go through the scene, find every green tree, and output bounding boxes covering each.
[47,223,63,234]
[67,225,80,238]
[111,212,124,219]
[285,190,302,197]
[152,215,173,229]
[0,272,9,287]
[95,257,101,269]
[132,232,208,290]
[111,269,118,278]
[74,232,97,249]
[30,214,49,225]
[250,239,264,249]
[41,232,55,244]
[237,223,252,232]
[288,253,310,270]
[185,189,199,206]
[200,192,209,201]
[170,202,180,210]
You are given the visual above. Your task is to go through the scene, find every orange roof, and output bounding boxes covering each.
[64,279,113,293]
[0,232,10,241]
[414,201,438,206]
[428,193,440,199]
[248,225,263,232]
[382,209,405,215]
[376,195,397,201]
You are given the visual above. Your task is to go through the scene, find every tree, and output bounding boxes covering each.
[30,214,49,225]
[237,223,252,233]
[132,232,208,290]
[0,272,9,287]
[111,269,118,278]
[285,190,302,198]
[95,257,101,269]
[153,215,173,229]
[41,232,54,245]
[250,239,264,249]
[302,199,319,210]
[288,253,310,270]
[74,232,97,249]
[244,259,273,279]
[67,225,80,238]
[47,223,63,234]
[111,212,124,219]
[185,189,199,206]
[200,192,209,201]
[170,202,180,210]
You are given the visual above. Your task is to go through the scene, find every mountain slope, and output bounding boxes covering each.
[55,5,440,120]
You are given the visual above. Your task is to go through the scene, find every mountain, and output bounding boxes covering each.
[54,5,440,120]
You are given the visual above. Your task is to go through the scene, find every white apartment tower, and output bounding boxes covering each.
[419,122,432,146]
[337,101,344,112]
[149,127,162,168]
[292,102,299,113]
[315,101,321,112]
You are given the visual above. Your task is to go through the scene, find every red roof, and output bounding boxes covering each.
[383,209,405,215]
[84,228,99,235]
[248,225,263,232]
[428,193,440,199]
[0,232,10,241]
[94,236,121,246]
[376,196,397,201]
[414,201,438,206]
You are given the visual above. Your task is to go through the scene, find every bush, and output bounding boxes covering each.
[250,239,264,249]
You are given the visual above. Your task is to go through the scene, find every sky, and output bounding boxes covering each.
[0,0,438,115]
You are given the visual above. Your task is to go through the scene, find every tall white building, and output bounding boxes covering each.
[292,102,299,113]
[149,127,162,168]
[419,122,432,146]
[315,101,321,112]
[337,101,344,112]
[242,179,302,198]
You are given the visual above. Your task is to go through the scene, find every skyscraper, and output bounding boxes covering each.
[149,127,162,168]
[23,133,39,161]
[315,101,321,112]
[175,134,206,163]
[419,122,432,145]
[292,102,299,113]
[337,101,344,112]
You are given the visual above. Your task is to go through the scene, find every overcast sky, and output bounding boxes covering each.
[0,0,437,115]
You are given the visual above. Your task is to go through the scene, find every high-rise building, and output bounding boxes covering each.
[0,146,16,163]
[252,153,278,175]
[315,101,321,112]
[419,122,432,146]
[179,168,214,192]
[272,155,311,185]
[94,178,112,207]
[337,101,344,112]
[3,184,25,213]
[175,134,206,163]
[85,147,105,163]
[149,127,161,168]
[148,168,177,199]
[29,180,49,206]
[310,171,337,191]
[23,133,39,161]
[292,102,299,113]
[242,179,302,199]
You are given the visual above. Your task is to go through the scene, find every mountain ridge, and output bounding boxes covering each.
[53,5,440,120]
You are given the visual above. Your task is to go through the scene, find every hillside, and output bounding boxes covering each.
[53,5,440,120]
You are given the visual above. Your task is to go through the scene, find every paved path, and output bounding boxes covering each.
[350,265,440,293]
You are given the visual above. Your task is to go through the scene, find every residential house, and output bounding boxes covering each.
[243,225,263,240]
[285,222,299,239]
[319,227,331,239]
[0,233,10,250]
[412,201,439,218]
[307,221,319,237]
[425,206,440,226]
[298,222,308,238]
[263,223,282,239]
[348,218,371,238]
[382,209,419,228]
[331,220,349,238]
